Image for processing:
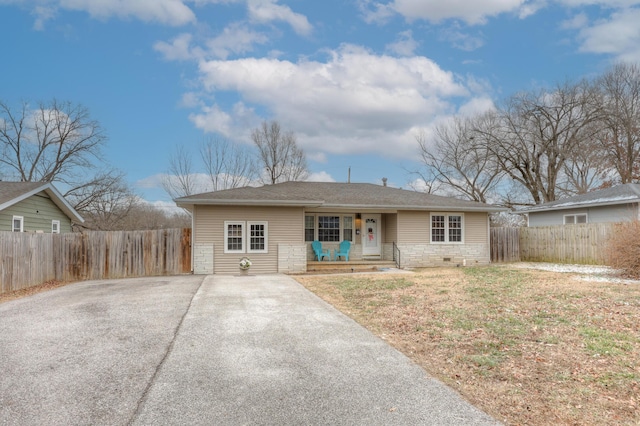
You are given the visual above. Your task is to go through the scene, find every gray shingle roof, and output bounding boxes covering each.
[520,183,640,213]
[0,181,84,223]
[175,181,506,212]
[0,182,47,206]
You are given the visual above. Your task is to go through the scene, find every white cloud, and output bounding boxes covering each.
[439,26,485,51]
[247,0,312,35]
[457,97,495,116]
[154,33,204,61]
[306,171,336,182]
[575,7,640,62]
[193,44,474,159]
[555,0,640,6]
[560,12,588,30]
[3,0,197,27]
[205,22,269,59]
[370,0,528,25]
[385,30,419,56]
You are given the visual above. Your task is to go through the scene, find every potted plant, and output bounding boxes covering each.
[239,257,252,274]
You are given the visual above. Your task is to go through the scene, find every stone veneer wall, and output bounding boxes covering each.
[397,243,490,268]
[278,243,307,273]
[193,243,214,274]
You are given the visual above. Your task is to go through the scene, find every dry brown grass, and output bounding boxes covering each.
[295,266,640,426]
[0,280,71,304]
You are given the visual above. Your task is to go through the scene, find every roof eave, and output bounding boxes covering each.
[176,199,507,213]
[175,199,325,208]
[523,198,640,213]
[0,183,84,223]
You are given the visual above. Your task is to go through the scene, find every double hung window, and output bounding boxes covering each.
[12,216,23,232]
[224,221,268,253]
[564,214,587,224]
[430,213,464,243]
[318,216,340,242]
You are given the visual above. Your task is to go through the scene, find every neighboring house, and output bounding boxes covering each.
[520,183,640,226]
[0,181,84,233]
[174,181,506,274]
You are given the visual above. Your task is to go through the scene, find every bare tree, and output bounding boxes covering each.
[75,174,139,230]
[114,203,191,230]
[416,116,503,203]
[0,99,140,221]
[476,81,603,205]
[161,144,200,199]
[0,99,106,183]
[597,62,640,184]
[200,137,256,190]
[252,121,308,184]
[558,133,609,196]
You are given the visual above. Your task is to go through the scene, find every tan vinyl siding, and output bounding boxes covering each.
[396,210,488,244]
[193,205,304,274]
[383,213,398,243]
[0,192,73,233]
[397,211,430,244]
[464,212,489,244]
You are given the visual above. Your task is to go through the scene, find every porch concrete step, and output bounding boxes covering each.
[307,260,397,273]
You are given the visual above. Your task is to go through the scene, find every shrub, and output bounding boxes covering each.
[606,220,640,278]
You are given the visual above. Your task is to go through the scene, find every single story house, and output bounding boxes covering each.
[174,181,506,274]
[520,183,640,226]
[0,181,84,233]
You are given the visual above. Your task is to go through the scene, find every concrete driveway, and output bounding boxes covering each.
[0,274,500,425]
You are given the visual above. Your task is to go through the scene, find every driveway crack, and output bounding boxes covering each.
[126,275,207,425]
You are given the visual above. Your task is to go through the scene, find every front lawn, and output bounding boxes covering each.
[295,266,640,426]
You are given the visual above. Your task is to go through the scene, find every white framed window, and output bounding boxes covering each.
[430,213,464,243]
[343,216,353,242]
[224,221,269,254]
[224,221,245,253]
[305,215,354,242]
[52,220,60,234]
[318,215,340,242]
[564,214,587,224]
[305,215,315,242]
[12,216,23,232]
[248,221,268,253]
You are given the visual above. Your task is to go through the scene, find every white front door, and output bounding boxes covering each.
[362,214,381,257]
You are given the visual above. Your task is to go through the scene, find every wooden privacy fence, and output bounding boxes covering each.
[490,227,521,263]
[1,228,191,294]
[491,223,615,265]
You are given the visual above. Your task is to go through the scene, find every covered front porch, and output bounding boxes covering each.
[305,210,397,255]
[306,258,398,273]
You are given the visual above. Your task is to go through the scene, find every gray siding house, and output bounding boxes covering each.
[0,182,84,233]
[175,181,506,274]
[521,184,640,226]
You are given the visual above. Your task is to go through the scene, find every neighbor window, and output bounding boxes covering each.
[564,214,587,224]
[224,221,245,253]
[12,216,23,232]
[52,220,60,234]
[430,213,464,243]
[248,222,268,253]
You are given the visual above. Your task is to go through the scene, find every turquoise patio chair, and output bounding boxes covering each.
[312,240,331,261]
[334,240,351,261]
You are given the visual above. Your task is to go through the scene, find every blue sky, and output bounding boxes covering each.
[1,0,640,210]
